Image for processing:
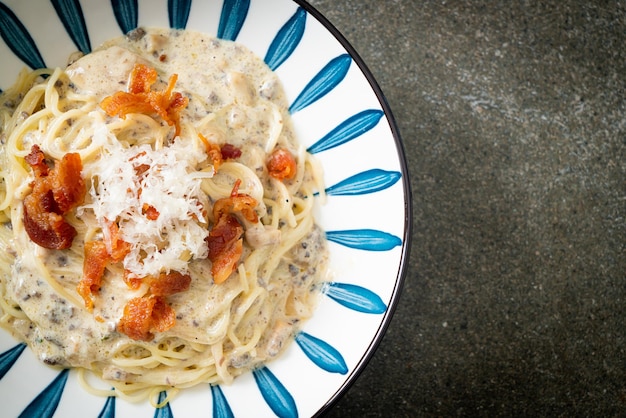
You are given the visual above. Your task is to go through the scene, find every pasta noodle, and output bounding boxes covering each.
[0,28,328,404]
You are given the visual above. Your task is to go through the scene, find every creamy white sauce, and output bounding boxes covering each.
[0,28,328,386]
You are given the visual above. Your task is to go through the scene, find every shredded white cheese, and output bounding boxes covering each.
[79,132,214,278]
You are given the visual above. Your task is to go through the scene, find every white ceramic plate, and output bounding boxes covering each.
[0,0,411,416]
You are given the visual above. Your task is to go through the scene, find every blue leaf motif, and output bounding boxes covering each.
[217,0,250,41]
[264,7,306,71]
[19,369,69,418]
[168,0,191,29]
[51,0,91,53]
[325,169,401,196]
[153,391,173,418]
[307,109,383,154]
[289,54,351,114]
[0,2,46,69]
[253,367,298,418]
[97,396,116,418]
[326,229,402,251]
[295,332,348,374]
[111,0,138,34]
[0,343,25,379]
[211,385,234,418]
[325,282,387,314]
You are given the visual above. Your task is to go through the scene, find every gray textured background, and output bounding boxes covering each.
[307,1,626,416]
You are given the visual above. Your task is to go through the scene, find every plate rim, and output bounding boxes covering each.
[292,1,413,415]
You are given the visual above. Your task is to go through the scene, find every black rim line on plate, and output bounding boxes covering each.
[291,1,413,416]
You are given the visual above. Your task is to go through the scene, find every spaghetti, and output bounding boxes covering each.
[0,28,328,405]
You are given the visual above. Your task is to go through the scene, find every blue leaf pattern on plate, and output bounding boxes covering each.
[168,0,191,30]
[51,0,91,53]
[217,0,250,41]
[264,7,306,71]
[326,229,402,251]
[295,332,348,374]
[211,385,234,418]
[154,391,173,418]
[307,109,383,154]
[253,367,298,418]
[0,2,46,69]
[0,343,25,379]
[289,54,351,114]
[111,0,138,34]
[324,169,401,196]
[97,396,116,418]
[325,282,387,314]
[19,369,69,418]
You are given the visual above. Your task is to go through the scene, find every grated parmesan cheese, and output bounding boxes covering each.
[79,130,214,278]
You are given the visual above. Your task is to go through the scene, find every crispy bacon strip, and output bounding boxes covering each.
[267,148,297,180]
[207,214,244,284]
[147,271,192,296]
[130,151,150,178]
[78,221,131,311]
[117,271,190,341]
[24,145,49,177]
[123,270,143,290]
[52,152,86,212]
[212,179,258,223]
[129,63,157,94]
[23,205,76,250]
[220,143,242,160]
[100,63,189,137]
[206,180,258,284]
[117,296,153,341]
[78,241,109,311]
[23,145,85,250]
[117,296,175,341]
[142,203,160,220]
[198,134,243,172]
[150,296,176,333]
[198,133,223,170]
[105,220,131,262]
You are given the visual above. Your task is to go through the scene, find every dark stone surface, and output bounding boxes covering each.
[307,1,626,416]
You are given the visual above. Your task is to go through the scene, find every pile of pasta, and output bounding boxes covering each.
[0,28,328,405]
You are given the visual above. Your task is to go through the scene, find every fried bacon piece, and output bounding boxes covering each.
[147,271,192,297]
[207,214,244,284]
[117,295,175,341]
[267,148,297,180]
[100,63,189,137]
[206,180,258,284]
[123,270,143,290]
[78,221,131,311]
[52,152,86,212]
[130,151,150,178]
[220,143,242,160]
[142,203,160,220]
[23,145,85,250]
[24,145,49,176]
[77,241,109,311]
[23,205,77,250]
[128,62,157,94]
[198,134,242,172]
[105,220,131,262]
[212,179,258,223]
[198,133,223,170]
[117,271,191,341]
